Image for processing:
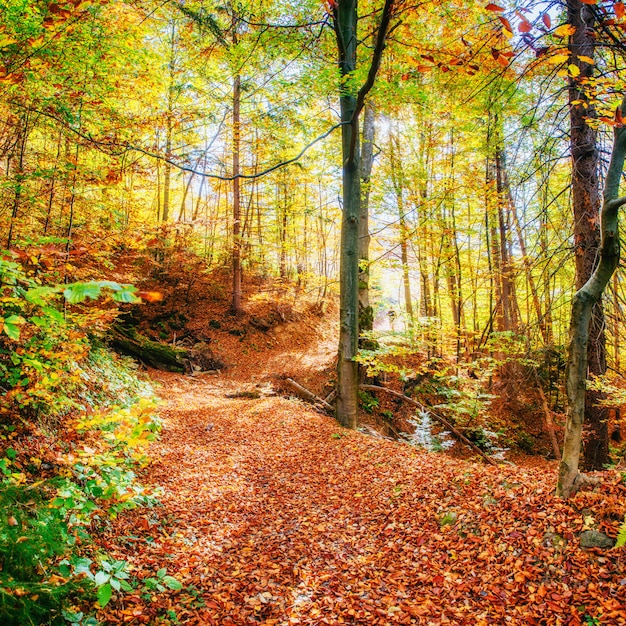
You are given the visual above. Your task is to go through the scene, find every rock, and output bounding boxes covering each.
[580,530,615,549]
[544,532,567,549]
[188,342,224,372]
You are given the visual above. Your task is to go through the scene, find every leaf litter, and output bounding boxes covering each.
[96,321,626,625]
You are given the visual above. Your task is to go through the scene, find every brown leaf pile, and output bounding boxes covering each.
[97,373,626,626]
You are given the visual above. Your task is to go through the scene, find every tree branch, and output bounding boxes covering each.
[9,101,346,182]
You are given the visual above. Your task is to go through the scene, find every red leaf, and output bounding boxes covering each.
[615,1,625,18]
[485,3,505,11]
[498,16,513,30]
[542,13,551,28]
[519,20,532,33]
[616,106,624,126]
[138,291,163,303]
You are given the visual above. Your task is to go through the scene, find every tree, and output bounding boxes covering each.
[558,96,626,498]
[566,0,609,471]
[331,0,396,428]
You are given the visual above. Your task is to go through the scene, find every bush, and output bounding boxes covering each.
[0,251,160,624]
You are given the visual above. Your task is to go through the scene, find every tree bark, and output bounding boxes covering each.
[567,0,609,470]
[231,71,243,315]
[557,96,626,497]
[333,0,395,428]
[335,0,360,429]
[359,102,376,334]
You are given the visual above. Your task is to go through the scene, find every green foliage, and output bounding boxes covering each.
[616,516,626,549]
[0,253,160,624]
[0,395,160,624]
[142,568,183,595]
[0,253,140,421]
[358,390,379,414]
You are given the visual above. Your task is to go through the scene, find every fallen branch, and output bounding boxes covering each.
[360,384,499,466]
[284,378,334,413]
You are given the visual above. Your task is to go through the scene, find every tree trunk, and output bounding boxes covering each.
[231,72,243,315]
[389,129,414,326]
[359,102,375,334]
[567,0,608,470]
[110,325,188,373]
[333,0,394,428]
[335,0,360,429]
[6,112,29,249]
[557,96,626,497]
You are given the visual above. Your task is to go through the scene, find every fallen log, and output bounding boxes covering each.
[109,324,188,373]
[360,384,499,466]
[284,378,334,413]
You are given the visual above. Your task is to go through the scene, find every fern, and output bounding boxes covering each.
[616,516,626,549]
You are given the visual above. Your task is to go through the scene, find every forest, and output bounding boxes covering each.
[1,0,626,624]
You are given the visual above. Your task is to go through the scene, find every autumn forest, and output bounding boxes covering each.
[1,0,626,624]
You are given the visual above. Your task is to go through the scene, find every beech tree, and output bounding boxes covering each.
[331,0,396,428]
[558,96,626,498]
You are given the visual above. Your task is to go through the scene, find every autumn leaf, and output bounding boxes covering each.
[554,24,576,37]
[498,16,512,31]
[138,291,163,303]
[485,3,505,11]
[518,20,532,33]
[568,63,580,77]
[542,13,551,28]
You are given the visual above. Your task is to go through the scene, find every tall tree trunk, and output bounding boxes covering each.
[567,0,608,470]
[335,0,360,429]
[162,20,177,223]
[231,72,243,314]
[495,143,519,331]
[333,0,394,427]
[162,118,172,222]
[389,129,414,325]
[6,112,29,249]
[558,96,626,497]
[359,102,375,334]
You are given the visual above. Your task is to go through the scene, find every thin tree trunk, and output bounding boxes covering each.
[6,112,29,249]
[231,72,243,314]
[389,129,414,325]
[557,96,626,497]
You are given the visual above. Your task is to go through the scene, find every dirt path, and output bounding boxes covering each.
[99,367,626,626]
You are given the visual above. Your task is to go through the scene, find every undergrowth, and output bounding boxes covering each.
[0,248,165,625]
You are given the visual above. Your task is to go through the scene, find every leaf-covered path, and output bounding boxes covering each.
[100,372,626,625]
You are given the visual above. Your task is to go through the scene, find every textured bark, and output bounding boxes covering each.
[334,0,394,428]
[567,0,608,470]
[335,0,360,429]
[358,103,375,334]
[557,95,626,497]
[110,325,188,373]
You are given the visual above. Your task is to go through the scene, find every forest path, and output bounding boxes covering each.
[99,339,626,625]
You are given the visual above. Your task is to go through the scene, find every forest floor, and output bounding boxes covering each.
[95,303,626,626]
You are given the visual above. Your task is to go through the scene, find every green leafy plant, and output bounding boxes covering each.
[0,253,141,420]
[616,516,626,549]
[358,390,379,414]
[142,568,184,595]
